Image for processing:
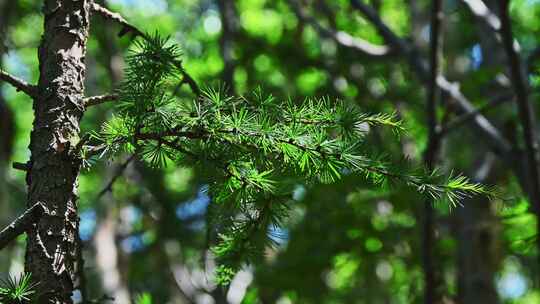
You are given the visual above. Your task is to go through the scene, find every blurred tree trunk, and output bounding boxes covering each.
[456,154,501,304]
[25,1,90,302]
[94,211,131,304]
[455,1,505,302]
[217,0,239,93]
[0,0,16,277]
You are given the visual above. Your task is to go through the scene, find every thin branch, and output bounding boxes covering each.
[439,94,512,135]
[85,94,119,107]
[288,0,390,57]
[91,3,144,38]
[349,0,513,158]
[461,0,501,31]
[91,3,201,96]
[97,154,136,199]
[0,202,44,250]
[499,0,540,276]
[0,69,37,98]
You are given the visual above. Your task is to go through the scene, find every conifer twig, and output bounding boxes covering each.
[0,202,44,250]
[0,69,38,98]
[85,94,119,107]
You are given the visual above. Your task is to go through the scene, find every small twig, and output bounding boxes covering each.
[0,202,44,250]
[97,155,136,199]
[91,3,144,38]
[13,162,29,172]
[85,94,119,107]
[0,69,38,98]
[439,94,512,136]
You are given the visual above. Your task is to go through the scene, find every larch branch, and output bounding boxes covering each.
[0,202,44,250]
[0,69,37,98]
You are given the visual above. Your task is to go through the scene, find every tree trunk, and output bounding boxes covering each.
[25,1,90,302]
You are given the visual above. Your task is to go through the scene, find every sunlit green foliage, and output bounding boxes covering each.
[0,273,36,304]
[87,34,492,283]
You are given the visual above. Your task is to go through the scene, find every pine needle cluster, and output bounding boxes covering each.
[0,273,36,303]
[89,34,494,284]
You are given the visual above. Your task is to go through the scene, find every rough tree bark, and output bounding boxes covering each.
[25,1,90,302]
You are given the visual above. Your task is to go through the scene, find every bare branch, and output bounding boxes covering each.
[461,0,501,31]
[97,154,136,199]
[0,69,37,98]
[349,0,513,157]
[0,202,44,250]
[288,0,390,57]
[12,161,29,171]
[440,93,513,135]
[85,94,119,107]
[91,3,144,38]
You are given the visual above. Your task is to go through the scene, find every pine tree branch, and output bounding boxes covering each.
[0,69,38,98]
[85,94,119,107]
[0,202,44,250]
[91,3,144,38]
[288,0,391,57]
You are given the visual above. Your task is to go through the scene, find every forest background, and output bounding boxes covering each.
[1,0,540,303]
